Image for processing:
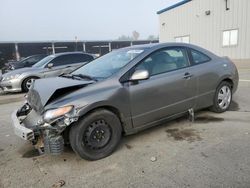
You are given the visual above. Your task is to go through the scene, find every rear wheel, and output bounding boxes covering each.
[210,81,232,113]
[69,109,122,160]
[22,76,38,92]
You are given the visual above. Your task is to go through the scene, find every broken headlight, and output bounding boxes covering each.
[43,105,73,122]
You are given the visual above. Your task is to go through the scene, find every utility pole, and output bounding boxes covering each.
[75,36,78,51]
[83,42,86,52]
[52,42,55,54]
[15,43,20,61]
[108,42,112,52]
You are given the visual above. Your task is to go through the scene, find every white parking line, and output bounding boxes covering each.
[239,79,250,82]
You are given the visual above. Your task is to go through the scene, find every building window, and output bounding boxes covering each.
[222,29,238,46]
[175,36,190,43]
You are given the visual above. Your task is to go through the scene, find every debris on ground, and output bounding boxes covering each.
[125,144,132,149]
[51,180,65,188]
[150,156,157,162]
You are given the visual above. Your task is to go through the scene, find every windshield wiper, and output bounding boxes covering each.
[71,74,98,81]
[60,73,98,81]
[60,73,74,78]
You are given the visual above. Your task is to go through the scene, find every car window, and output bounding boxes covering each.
[32,55,45,62]
[49,55,75,66]
[20,57,34,64]
[49,56,67,67]
[190,49,210,64]
[24,57,39,64]
[49,54,93,67]
[33,55,55,68]
[73,49,144,79]
[21,55,46,65]
[136,47,189,76]
[70,54,94,64]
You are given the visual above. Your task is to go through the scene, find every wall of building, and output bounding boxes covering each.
[159,0,250,60]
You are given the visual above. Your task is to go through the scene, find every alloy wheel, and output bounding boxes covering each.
[217,85,231,110]
[25,78,36,90]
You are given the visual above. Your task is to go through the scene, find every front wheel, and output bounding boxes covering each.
[210,81,232,113]
[22,76,38,92]
[69,109,122,160]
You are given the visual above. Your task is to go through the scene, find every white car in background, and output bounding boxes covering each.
[0,52,95,92]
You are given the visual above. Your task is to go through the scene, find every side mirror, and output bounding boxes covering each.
[130,70,149,81]
[47,63,53,68]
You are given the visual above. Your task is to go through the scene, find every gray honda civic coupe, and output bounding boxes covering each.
[11,43,238,160]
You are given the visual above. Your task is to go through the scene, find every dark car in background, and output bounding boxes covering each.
[0,52,95,92]
[3,54,47,73]
[11,43,239,160]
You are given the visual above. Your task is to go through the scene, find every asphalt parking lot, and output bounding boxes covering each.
[0,69,250,188]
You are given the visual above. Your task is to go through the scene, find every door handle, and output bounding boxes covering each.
[183,72,193,79]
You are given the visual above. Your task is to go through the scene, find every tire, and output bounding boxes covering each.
[21,76,38,92]
[69,109,122,160]
[210,81,232,113]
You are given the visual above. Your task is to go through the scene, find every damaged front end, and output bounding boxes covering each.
[12,91,79,155]
[11,76,94,155]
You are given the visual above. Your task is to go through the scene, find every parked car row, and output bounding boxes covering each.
[0,52,95,92]
[3,54,48,73]
[10,43,238,160]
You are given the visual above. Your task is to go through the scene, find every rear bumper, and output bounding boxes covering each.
[11,110,35,141]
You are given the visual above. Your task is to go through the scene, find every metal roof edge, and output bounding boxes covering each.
[0,40,159,44]
[157,0,191,14]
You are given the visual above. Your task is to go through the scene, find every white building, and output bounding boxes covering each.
[158,0,250,65]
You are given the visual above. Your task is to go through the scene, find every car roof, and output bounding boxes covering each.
[124,42,204,49]
[123,42,218,58]
[122,43,159,50]
[53,51,92,57]
[27,54,47,57]
[22,54,47,59]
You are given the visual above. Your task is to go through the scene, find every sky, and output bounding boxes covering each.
[0,0,180,42]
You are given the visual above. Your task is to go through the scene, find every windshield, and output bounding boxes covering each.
[72,48,144,79]
[32,55,55,68]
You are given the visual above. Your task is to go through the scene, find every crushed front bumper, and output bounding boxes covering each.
[11,104,73,155]
[11,110,35,141]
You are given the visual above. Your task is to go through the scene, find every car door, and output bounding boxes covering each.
[128,47,198,128]
[187,48,220,110]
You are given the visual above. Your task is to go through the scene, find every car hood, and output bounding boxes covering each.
[27,77,94,113]
[2,67,41,77]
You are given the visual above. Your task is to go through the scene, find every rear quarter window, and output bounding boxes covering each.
[190,49,211,64]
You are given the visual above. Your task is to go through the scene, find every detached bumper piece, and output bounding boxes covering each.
[11,110,35,141]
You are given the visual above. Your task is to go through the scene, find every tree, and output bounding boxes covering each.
[132,31,140,40]
[117,30,141,41]
[117,35,133,41]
